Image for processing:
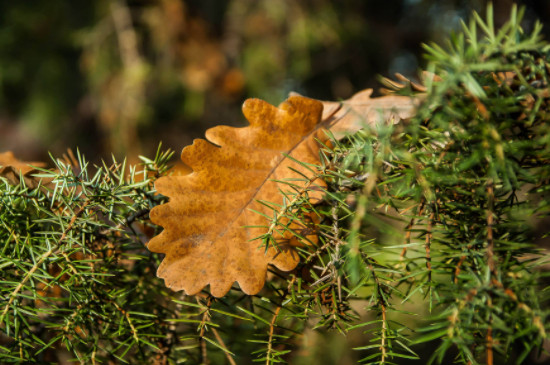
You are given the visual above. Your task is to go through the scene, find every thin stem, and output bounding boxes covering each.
[486,325,493,365]
[454,255,467,284]
[330,202,343,303]
[266,305,282,365]
[211,327,237,365]
[198,296,213,365]
[364,255,390,363]
[113,301,139,342]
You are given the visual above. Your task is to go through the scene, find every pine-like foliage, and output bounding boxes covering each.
[1,5,549,365]
[0,149,181,363]
[257,6,550,364]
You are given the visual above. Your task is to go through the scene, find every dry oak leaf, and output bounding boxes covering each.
[321,88,420,139]
[148,96,327,297]
[0,151,46,188]
[148,91,418,297]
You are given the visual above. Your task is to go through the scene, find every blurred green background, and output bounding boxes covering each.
[0,0,549,163]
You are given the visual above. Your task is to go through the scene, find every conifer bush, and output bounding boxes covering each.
[1,5,549,365]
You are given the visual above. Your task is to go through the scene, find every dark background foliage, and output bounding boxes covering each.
[1,0,549,163]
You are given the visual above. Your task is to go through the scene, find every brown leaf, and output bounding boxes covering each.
[0,151,46,188]
[148,90,419,297]
[149,96,327,296]
[322,89,420,138]
[379,72,428,95]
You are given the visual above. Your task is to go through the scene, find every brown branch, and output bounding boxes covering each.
[211,327,237,365]
[61,252,80,276]
[486,326,493,365]
[113,301,139,342]
[363,253,391,362]
[266,305,283,365]
[304,201,343,268]
[454,255,467,284]
[330,203,343,303]
[200,330,208,365]
[198,296,214,365]
[304,239,333,264]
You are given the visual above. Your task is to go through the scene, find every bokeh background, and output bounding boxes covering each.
[1,0,549,164]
